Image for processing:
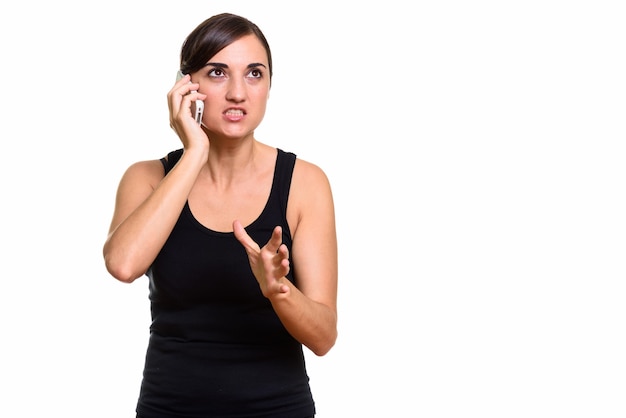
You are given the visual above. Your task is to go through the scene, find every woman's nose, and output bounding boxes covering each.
[226,78,246,102]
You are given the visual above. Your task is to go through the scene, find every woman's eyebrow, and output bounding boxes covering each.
[204,62,227,69]
[204,62,267,69]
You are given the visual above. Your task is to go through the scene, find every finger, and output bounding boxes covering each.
[277,243,289,260]
[175,72,190,84]
[172,74,199,94]
[233,220,260,252]
[275,244,290,274]
[173,79,200,97]
[170,96,206,136]
[275,256,290,279]
[264,226,283,254]
[168,80,201,114]
[168,75,192,103]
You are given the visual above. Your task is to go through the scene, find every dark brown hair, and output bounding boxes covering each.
[180,13,273,82]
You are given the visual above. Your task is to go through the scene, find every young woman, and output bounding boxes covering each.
[103,13,338,418]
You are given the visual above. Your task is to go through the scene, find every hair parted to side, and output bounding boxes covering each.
[180,13,273,82]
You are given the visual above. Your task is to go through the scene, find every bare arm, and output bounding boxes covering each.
[103,150,207,282]
[234,159,338,356]
[103,75,209,282]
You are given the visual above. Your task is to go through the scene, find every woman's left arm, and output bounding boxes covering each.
[233,159,338,356]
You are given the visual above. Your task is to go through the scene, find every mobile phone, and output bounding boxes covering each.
[176,70,204,124]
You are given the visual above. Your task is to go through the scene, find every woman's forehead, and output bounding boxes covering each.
[208,35,268,66]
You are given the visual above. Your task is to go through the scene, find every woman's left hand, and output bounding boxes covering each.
[233,220,290,298]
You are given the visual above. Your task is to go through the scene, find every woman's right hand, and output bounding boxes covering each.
[167,73,209,152]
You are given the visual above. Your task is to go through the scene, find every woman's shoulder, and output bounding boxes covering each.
[290,155,333,210]
[292,155,330,187]
[126,157,165,174]
[120,156,167,187]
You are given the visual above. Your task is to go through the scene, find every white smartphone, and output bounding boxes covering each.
[176,70,204,124]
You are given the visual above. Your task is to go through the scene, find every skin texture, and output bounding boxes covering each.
[103,34,338,356]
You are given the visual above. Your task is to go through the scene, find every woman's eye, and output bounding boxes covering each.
[248,69,262,79]
[208,68,225,77]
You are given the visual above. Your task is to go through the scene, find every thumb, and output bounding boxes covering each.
[233,220,259,252]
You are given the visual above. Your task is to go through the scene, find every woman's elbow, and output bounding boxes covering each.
[103,250,144,284]
[309,329,338,357]
[105,262,142,283]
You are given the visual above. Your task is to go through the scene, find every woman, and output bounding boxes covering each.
[103,13,338,418]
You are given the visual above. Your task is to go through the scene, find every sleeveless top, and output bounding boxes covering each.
[136,148,315,418]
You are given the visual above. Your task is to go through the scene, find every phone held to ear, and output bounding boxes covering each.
[176,70,204,124]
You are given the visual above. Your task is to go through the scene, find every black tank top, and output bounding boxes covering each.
[136,148,315,418]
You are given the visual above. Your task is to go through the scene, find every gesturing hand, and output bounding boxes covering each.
[233,220,290,298]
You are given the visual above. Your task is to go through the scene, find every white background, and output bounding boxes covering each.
[1,1,624,417]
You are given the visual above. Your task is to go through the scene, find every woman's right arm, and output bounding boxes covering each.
[102,149,207,283]
[104,74,209,283]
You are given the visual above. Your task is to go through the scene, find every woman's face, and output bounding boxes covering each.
[191,34,271,140]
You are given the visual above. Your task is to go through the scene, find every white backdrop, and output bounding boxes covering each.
[1,1,625,417]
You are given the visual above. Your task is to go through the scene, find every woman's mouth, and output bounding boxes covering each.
[225,109,245,117]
